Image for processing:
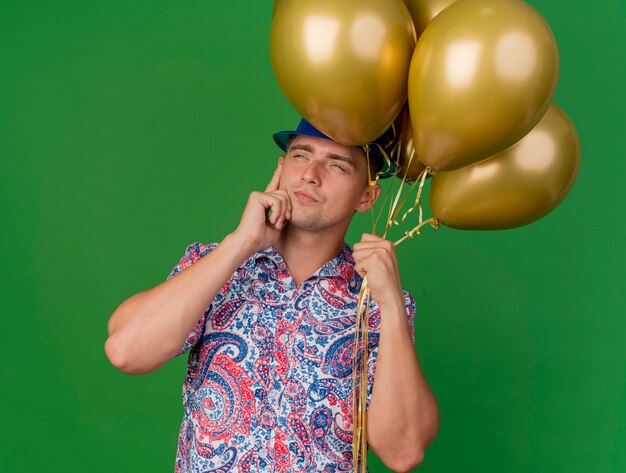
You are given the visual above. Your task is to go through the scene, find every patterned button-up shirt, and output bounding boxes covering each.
[168,242,415,472]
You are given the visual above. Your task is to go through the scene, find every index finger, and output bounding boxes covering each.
[360,233,383,242]
[265,162,283,192]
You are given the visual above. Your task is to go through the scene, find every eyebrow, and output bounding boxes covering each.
[288,144,357,168]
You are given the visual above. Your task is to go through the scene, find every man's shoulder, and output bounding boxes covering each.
[168,242,219,279]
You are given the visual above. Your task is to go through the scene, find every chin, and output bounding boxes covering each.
[288,212,324,231]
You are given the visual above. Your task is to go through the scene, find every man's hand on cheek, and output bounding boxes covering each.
[353,233,405,310]
[230,161,292,255]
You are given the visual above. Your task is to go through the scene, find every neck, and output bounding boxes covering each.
[275,225,346,286]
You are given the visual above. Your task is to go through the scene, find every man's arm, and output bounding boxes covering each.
[105,162,291,374]
[353,234,439,472]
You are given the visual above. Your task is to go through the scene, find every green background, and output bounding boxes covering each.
[1,1,624,471]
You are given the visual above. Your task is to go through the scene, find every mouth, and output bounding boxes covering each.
[293,190,319,203]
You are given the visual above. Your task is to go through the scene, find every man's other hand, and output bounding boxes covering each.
[353,233,405,310]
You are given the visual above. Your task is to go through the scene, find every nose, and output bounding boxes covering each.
[301,160,322,185]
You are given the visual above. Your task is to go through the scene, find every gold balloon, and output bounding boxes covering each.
[408,0,559,171]
[270,0,417,145]
[402,0,458,36]
[429,103,580,230]
[272,0,282,17]
[392,106,427,181]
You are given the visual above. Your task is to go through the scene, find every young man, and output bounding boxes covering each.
[105,119,439,472]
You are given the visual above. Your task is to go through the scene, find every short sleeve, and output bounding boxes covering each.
[366,290,416,405]
[167,242,219,354]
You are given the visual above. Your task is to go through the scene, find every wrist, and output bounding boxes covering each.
[375,291,406,314]
[220,232,258,266]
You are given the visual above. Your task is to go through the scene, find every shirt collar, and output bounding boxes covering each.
[254,242,356,284]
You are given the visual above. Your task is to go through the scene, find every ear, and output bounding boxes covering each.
[278,156,284,165]
[355,183,381,213]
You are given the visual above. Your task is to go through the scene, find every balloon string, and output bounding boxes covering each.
[352,277,371,473]
[354,148,439,473]
[394,217,441,246]
[373,137,401,228]
[372,141,401,229]
[374,174,397,228]
[385,149,411,230]
[374,171,399,229]
[384,179,419,234]
[380,153,412,238]
[398,165,431,226]
[355,140,394,473]
[372,141,394,179]
[360,290,369,473]
[381,157,430,239]
[364,145,378,235]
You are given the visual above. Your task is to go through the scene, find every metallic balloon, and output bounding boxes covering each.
[429,103,580,230]
[408,0,559,171]
[272,0,282,18]
[271,0,417,145]
[402,0,458,37]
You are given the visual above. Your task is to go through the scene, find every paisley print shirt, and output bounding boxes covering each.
[167,242,415,473]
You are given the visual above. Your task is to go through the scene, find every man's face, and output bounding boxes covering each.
[278,135,380,235]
